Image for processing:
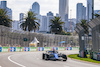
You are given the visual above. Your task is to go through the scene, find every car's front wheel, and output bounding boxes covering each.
[62,55,67,61]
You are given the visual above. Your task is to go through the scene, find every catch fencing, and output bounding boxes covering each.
[88,16,100,60]
[0,25,78,47]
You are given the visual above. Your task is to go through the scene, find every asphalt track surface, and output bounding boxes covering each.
[0,51,100,67]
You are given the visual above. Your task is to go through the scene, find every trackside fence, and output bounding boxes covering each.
[0,25,78,47]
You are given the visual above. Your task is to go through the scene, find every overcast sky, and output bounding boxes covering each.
[0,0,100,20]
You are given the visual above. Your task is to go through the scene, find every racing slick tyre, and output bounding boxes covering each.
[44,54,48,60]
[62,55,67,61]
[42,53,45,60]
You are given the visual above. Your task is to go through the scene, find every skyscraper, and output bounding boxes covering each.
[39,16,47,32]
[0,4,1,8]
[59,0,69,31]
[76,3,86,23]
[6,8,12,20]
[0,1,12,20]
[59,0,69,21]
[87,0,93,22]
[47,11,54,16]
[56,13,59,17]
[1,1,7,9]
[31,2,40,15]
[19,13,24,23]
[83,6,86,20]
[47,16,54,32]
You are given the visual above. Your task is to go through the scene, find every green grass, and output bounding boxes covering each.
[68,54,100,64]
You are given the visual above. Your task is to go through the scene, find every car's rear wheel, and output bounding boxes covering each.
[42,53,45,60]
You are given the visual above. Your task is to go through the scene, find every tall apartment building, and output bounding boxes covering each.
[76,3,86,23]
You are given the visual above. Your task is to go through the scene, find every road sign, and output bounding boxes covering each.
[23,38,27,41]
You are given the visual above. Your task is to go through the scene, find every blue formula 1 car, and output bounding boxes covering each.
[42,51,67,61]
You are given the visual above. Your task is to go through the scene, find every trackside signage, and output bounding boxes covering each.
[53,47,58,50]
[67,47,72,50]
[58,47,65,51]
[0,47,73,52]
[2,47,9,52]
[72,47,79,50]
[44,47,51,51]
[30,47,37,51]
[25,47,29,52]
[0,47,2,52]
[16,47,21,52]
[93,52,97,60]
[98,53,100,61]
[39,47,44,51]
[10,47,16,52]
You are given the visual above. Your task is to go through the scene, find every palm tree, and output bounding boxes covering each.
[49,17,64,34]
[20,11,40,32]
[0,9,12,27]
[80,20,89,35]
[95,13,100,18]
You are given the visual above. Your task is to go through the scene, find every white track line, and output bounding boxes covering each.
[8,55,26,67]
[0,66,2,67]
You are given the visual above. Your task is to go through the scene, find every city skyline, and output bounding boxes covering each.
[0,0,100,20]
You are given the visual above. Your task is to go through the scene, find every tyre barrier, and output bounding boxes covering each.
[0,47,72,52]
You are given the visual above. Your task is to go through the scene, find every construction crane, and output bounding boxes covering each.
[70,10,72,32]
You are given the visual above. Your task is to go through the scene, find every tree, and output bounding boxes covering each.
[0,9,12,27]
[49,17,64,34]
[61,31,72,35]
[20,11,40,32]
[95,13,100,18]
[80,20,89,35]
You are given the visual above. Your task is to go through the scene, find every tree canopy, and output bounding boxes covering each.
[0,9,12,27]
[49,17,64,34]
[20,11,40,32]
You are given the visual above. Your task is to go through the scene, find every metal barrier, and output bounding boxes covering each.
[88,16,100,60]
[88,17,100,53]
[0,25,78,47]
[75,24,85,57]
